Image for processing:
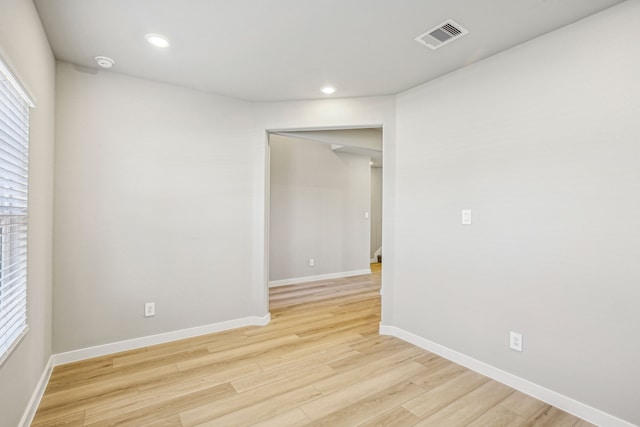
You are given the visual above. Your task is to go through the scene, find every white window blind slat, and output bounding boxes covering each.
[0,62,34,107]
[0,187,27,197]
[0,80,30,112]
[0,162,28,180]
[0,227,26,236]
[0,275,26,300]
[2,303,27,329]
[0,252,27,265]
[0,128,26,158]
[0,107,28,140]
[0,99,27,130]
[0,126,29,154]
[0,177,28,191]
[0,144,28,168]
[0,314,27,348]
[0,84,29,125]
[0,288,26,317]
[0,55,31,366]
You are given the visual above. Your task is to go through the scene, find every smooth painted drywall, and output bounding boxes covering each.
[370,167,382,260]
[393,1,640,424]
[0,0,55,426]
[53,65,397,353]
[269,135,370,282]
[54,63,258,352]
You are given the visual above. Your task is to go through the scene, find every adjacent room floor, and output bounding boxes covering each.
[33,264,593,426]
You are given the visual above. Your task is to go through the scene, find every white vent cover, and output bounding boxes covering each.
[415,19,468,50]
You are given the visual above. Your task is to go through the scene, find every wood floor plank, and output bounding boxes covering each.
[34,387,138,426]
[313,346,423,394]
[256,332,363,371]
[179,366,334,426]
[84,382,235,426]
[195,385,321,427]
[32,263,594,427]
[232,354,342,393]
[257,344,359,376]
[306,380,424,426]
[413,380,515,426]
[136,360,262,396]
[138,414,183,427]
[248,408,312,427]
[299,361,427,420]
[357,406,421,427]
[408,356,467,390]
[521,405,587,427]
[402,369,490,418]
[31,410,85,427]
[41,364,178,408]
[467,405,525,427]
[176,334,301,371]
[500,390,548,419]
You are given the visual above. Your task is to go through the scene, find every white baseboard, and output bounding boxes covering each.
[269,269,371,287]
[18,355,54,427]
[52,313,271,366]
[370,258,377,263]
[379,325,634,427]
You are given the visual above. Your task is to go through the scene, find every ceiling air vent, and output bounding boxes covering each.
[415,19,468,50]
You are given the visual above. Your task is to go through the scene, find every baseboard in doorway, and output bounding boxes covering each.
[269,269,372,287]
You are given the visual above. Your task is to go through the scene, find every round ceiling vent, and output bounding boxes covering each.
[94,56,115,69]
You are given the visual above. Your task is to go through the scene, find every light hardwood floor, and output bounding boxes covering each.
[33,264,594,426]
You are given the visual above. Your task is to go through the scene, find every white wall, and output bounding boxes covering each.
[370,167,382,260]
[0,0,55,426]
[269,135,370,283]
[53,65,397,352]
[391,1,640,424]
[54,62,258,352]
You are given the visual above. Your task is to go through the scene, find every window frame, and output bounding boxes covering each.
[0,55,34,366]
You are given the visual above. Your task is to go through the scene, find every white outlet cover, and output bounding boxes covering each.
[461,209,472,225]
[144,302,155,317]
[510,331,523,352]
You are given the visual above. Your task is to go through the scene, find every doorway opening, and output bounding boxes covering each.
[265,127,383,312]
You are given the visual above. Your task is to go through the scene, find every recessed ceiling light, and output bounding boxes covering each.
[145,33,170,48]
[321,86,336,95]
[94,56,115,68]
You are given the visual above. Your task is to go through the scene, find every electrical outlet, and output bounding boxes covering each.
[309,258,315,267]
[510,331,523,352]
[144,302,155,317]
[462,209,472,225]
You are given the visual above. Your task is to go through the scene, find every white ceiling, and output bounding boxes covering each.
[34,0,625,102]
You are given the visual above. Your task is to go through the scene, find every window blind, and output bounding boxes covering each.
[0,57,33,365]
